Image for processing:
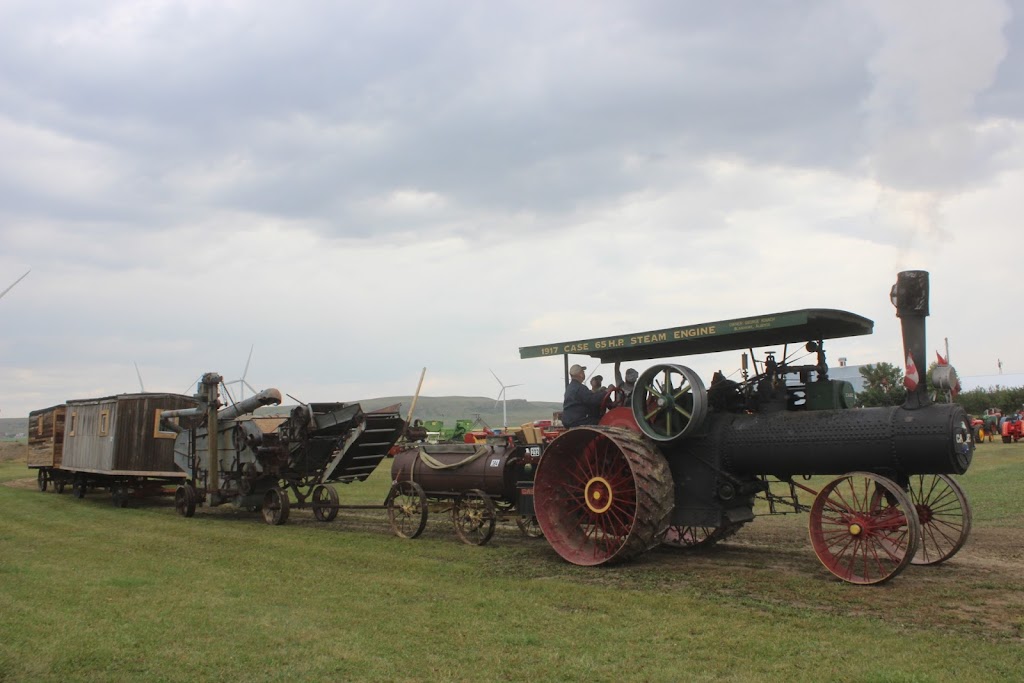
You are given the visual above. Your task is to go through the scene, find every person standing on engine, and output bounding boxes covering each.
[614,362,640,407]
[563,364,607,428]
[589,375,605,393]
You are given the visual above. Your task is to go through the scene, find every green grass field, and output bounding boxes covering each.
[1,443,1022,683]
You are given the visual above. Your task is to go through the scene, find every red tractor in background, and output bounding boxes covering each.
[1001,413,1024,443]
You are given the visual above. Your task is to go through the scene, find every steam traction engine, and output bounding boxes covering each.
[519,271,974,584]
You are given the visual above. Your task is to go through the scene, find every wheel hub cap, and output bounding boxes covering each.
[916,504,934,524]
[848,522,863,536]
[584,477,613,514]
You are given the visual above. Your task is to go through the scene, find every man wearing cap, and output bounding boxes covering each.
[615,362,640,407]
[563,364,607,428]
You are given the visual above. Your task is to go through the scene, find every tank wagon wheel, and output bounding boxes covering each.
[809,472,921,585]
[904,474,972,566]
[262,487,291,526]
[516,515,544,539]
[534,426,673,566]
[36,469,48,492]
[661,520,749,550]
[175,484,197,518]
[312,485,340,523]
[387,481,428,539]
[631,364,708,443]
[453,489,497,546]
[663,525,714,548]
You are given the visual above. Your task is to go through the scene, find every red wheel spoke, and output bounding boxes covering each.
[923,519,962,545]
[810,473,920,584]
[533,426,672,566]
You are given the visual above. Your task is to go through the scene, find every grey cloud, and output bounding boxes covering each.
[0,0,892,238]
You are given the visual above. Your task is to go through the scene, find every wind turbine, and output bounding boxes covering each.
[223,345,257,403]
[490,369,523,430]
[134,362,146,392]
[0,270,30,301]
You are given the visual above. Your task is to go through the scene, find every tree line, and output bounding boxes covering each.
[855,362,1024,416]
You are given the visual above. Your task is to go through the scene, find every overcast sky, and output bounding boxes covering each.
[2,1,1022,418]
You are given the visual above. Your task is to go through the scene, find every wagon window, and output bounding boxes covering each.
[153,409,178,440]
[68,411,77,437]
[98,410,110,437]
[36,415,44,436]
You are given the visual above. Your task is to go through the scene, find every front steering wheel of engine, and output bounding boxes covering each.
[631,364,708,443]
[600,385,623,412]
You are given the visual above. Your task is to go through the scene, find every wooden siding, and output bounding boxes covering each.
[112,394,197,472]
[27,405,66,468]
[61,393,198,475]
[61,398,117,472]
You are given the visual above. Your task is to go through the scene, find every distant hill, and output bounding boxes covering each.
[2,397,562,437]
[0,417,27,440]
[355,396,561,430]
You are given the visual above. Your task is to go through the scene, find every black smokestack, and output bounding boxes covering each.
[891,270,930,409]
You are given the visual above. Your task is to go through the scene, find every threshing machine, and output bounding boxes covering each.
[518,271,974,584]
[163,373,406,525]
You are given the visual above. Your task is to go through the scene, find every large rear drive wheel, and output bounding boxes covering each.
[534,426,672,566]
[809,472,920,585]
[907,474,972,565]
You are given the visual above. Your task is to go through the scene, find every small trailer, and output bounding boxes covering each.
[389,435,544,545]
[27,404,66,492]
[29,393,198,505]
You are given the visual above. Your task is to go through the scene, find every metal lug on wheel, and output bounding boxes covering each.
[534,426,673,566]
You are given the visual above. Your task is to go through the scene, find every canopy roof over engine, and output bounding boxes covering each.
[519,308,873,364]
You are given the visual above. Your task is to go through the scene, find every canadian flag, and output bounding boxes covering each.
[904,352,919,391]
[936,351,947,366]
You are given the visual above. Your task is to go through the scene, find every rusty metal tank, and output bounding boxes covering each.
[391,443,520,500]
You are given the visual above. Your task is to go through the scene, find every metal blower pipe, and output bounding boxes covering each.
[217,388,283,422]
